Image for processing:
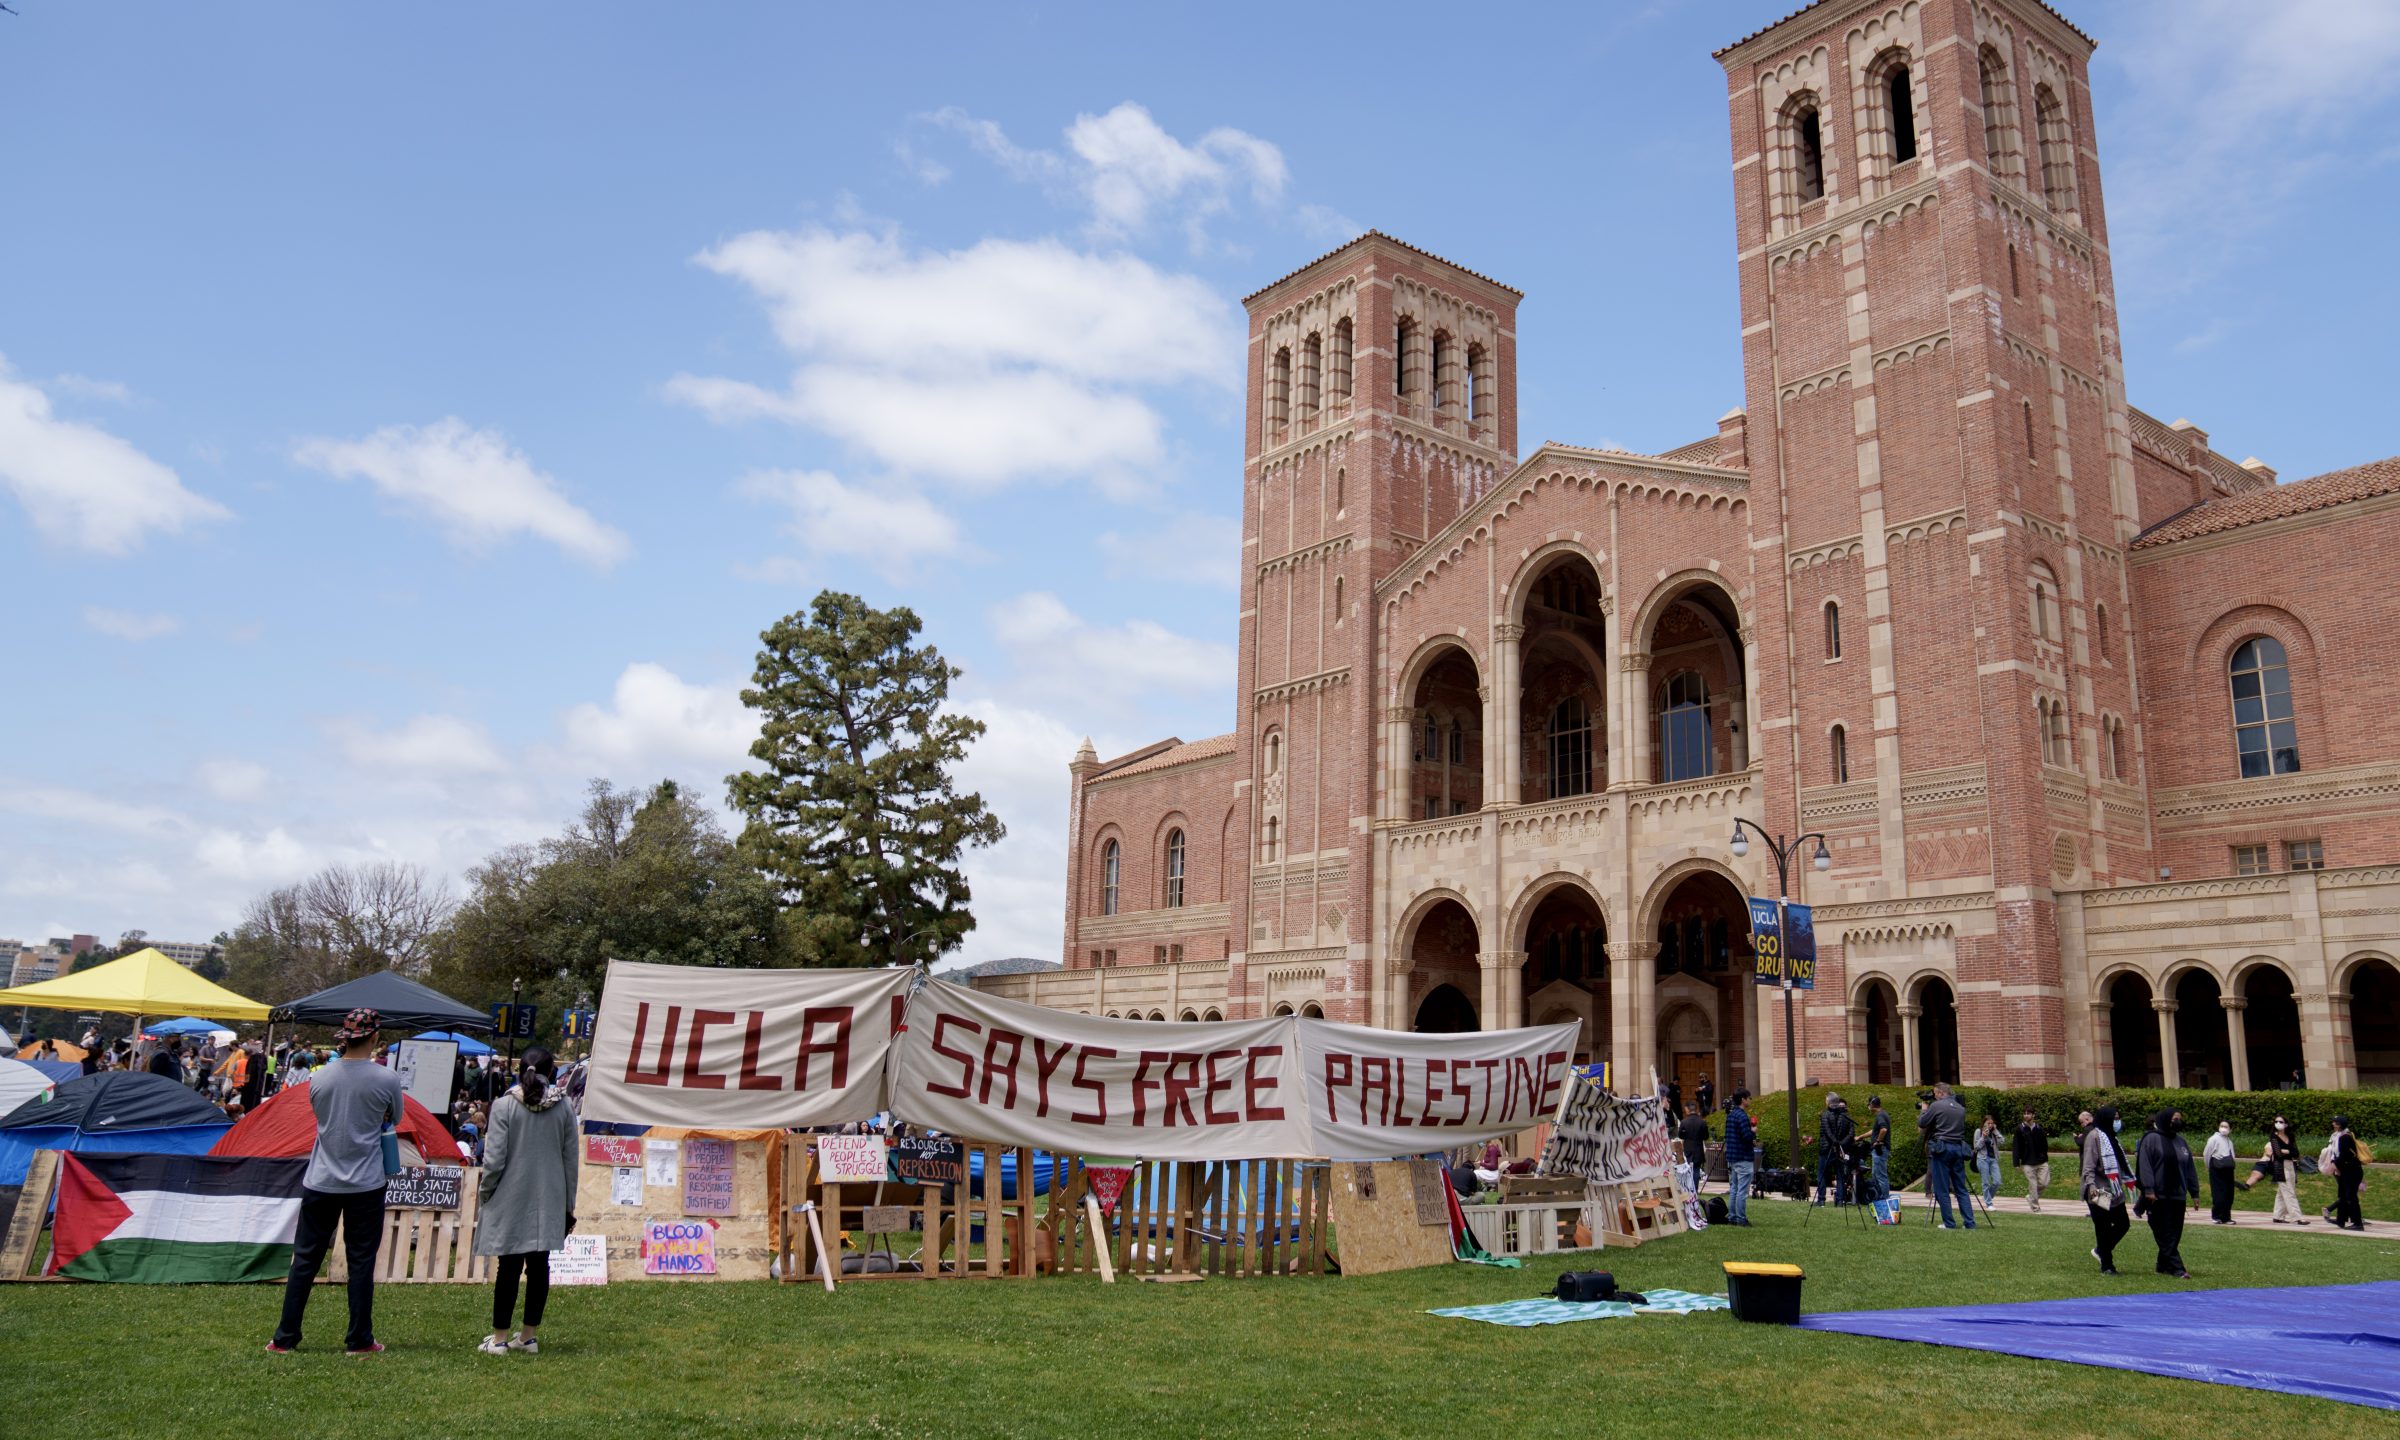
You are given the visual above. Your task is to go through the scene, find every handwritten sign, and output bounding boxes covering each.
[817,1135,888,1184]
[863,1205,914,1232]
[641,1219,718,1275]
[680,1138,736,1216]
[550,1233,608,1286]
[383,1165,461,1210]
[1536,1073,1671,1184]
[645,1139,680,1188]
[1085,1165,1133,1214]
[886,1134,965,1186]
[585,1136,643,1167]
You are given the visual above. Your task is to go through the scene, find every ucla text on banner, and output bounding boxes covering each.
[888,980,1314,1160]
[1294,1015,1578,1159]
[580,960,912,1129]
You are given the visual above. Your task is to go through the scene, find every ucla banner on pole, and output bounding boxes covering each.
[888,980,1313,1160]
[1295,1016,1578,1160]
[581,960,913,1130]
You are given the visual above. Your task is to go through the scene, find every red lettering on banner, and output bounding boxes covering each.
[925,1014,979,1099]
[1246,1045,1286,1120]
[1068,1047,1113,1124]
[682,1010,735,1089]
[1359,1056,1392,1127]
[1322,1053,1352,1120]
[1201,1049,1239,1125]
[1156,1053,1199,1126]
[977,1028,1024,1109]
[1416,1058,1447,1126]
[1535,1051,1567,1115]
[1130,1052,1164,1126]
[737,1012,784,1091]
[1474,1058,1500,1124]
[795,1006,854,1091]
[625,1003,680,1087]
[1030,1039,1072,1119]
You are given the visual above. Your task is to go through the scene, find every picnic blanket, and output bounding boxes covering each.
[1428,1289,1731,1326]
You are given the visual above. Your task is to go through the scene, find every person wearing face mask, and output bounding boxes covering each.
[2080,1105,2132,1275]
[2326,1115,2365,1232]
[2202,1120,2246,1224]
[2135,1108,2195,1279]
[2255,1118,2307,1225]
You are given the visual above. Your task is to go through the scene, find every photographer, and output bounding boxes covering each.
[1865,1096,1893,1201]
[1813,1094,1857,1206]
[1916,1082,1977,1229]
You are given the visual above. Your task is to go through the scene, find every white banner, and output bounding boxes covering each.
[887,980,1312,1161]
[580,960,913,1130]
[1535,1072,1671,1184]
[1295,1016,1578,1160]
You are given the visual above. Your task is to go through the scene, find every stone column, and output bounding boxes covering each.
[2088,1000,2117,1087]
[1898,1004,1923,1086]
[1477,954,1504,1033]
[2221,995,2251,1092]
[1724,684,1750,771]
[2154,999,2181,1088]
[1387,966,1413,1033]
[1740,625,1763,764]
[1623,652,1653,786]
[1608,941,1660,1090]
[1483,950,1526,1031]
[2313,988,2352,1091]
[1383,705,1415,821]
[1492,625,1524,804]
[1407,324,1431,410]
[1846,1004,1870,1084]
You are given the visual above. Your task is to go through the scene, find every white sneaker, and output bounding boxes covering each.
[508,1334,539,1355]
[476,1336,510,1356]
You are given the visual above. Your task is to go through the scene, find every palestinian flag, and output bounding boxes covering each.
[48,1153,308,1283]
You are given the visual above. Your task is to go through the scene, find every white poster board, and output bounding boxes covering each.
[394,1038,458,1119]
[550,1233,608,1285]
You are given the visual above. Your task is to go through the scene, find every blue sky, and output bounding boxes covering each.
[6,1,2396,965]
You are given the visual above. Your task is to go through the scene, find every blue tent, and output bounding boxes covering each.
[0,1071,232,1186]
[411,1029,494,1058]
[143,1017,226,1038]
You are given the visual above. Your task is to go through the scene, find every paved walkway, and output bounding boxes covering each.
[1765,1185,2395,1239]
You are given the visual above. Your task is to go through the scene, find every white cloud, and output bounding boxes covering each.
[291,417,629,568]
[82,606,182,641]
[1098,513,1242,589]
[196,759,272,803]
[192,825,320,884]
[738,469,963,578]
[988,592,1234,705]
[944,696,1092,964]
[927,102,1289,242]
[50,374,135,404]
[559,663,756,772]
[0,783,192,838]
[0,359,227,553]
[332,714,507,776]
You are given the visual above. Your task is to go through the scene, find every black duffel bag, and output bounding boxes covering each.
[1553,1270,1617,1303]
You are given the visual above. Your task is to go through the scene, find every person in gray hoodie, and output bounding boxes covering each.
[474,1047,579,1355]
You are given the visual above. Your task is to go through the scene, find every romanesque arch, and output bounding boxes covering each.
[1510,873,1610,1063]
[1396,640,1484,821]
[2340,952,2400,1088]
[2169,964,2231,1090]
[1908,971,1961,1085]
[1632,572,1750,781]
[1639,861,1755,1097]
[2099,968,2162,1088]
[2231,957,2304,1091]
[1853,973,1904,1085]
[1512,546,1611,801]
[1394,890,1481,1034]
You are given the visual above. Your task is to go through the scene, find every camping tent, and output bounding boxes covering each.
[273,972,494,1034]
[0,948,270,1022]
[211,1080,465,1166]
[0,1071,232,1185]
[0,1058,55,1116]
[15,1039,87,1063]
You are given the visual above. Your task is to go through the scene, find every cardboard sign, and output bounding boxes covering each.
[550,1233,608,1285]
[818,1135,888,1184]
[382,1165,462,1210]
[886,1134,965,1185]
[394,1038,457,1118]
[1085,1165,1133,1214]
[862,1205,914,1232]
[641,1219,718,1275]
[585,1136,643,1167]
[680,1137,737,1216]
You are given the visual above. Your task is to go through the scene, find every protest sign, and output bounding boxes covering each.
[641,1219,717,1275]
[611,1167,643,1206]
[585,1136,643,1167]
[886,1134,965,1185]
[1295,1016,1577,1159]
[1535,1072,1671,1184]
[680,1138,737,1216]
[645,1139,679,1188]
[817,1135,888,1184]
[550,1234,608,1285]
[581,960,912,1130]
[1085,1164,1133,1214]
[394,1038,457,1119]
[382,1165,461,1209]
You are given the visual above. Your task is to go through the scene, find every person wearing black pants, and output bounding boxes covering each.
[2329,1116,2366,1231]
[276,1188,387,1352]
[2080,1106,2134,1275]
[268,1009,402,1356]
[475,1047,579,1355]
[2135,1108,2194,1279]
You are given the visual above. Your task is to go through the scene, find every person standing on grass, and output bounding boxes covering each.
[1866,1097,1893,1201]
[2081,1104,2132,1275]
[2327,1115,2365,1231]
[1918,1082,1976,1229]
[1972,1115,2005,1207]
[1676,1105,1712,1196]
[2135,1108,2194,1279]
[1813,1094,1856,1205]
[1721,1089,1756,1227]
[269,1008,402,1356]
[2014,1109,2051,1212]
[2204,1121,2244,1224]
[475,1048,579,1355]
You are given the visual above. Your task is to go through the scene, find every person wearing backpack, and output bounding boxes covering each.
[2325,1116,2365,1231]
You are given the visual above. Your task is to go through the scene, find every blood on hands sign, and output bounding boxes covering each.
[1295,1017,1577,1160]
[580,960,912,1129]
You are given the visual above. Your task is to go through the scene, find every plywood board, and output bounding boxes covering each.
[0,1151,59,1281]
[1327,1158,1452,1277]
[576,1135,775,1282]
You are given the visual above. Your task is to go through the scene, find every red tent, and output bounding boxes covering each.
[210,1081,466,1165]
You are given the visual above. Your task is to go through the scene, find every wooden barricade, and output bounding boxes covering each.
[1589,1175,1687,1248]
[787,1138,1038,1283]
[0,1151,61,1281]
[1044,1157,1330,1281]
[372,1183,492,1283]
[1460,1174,1596,1260]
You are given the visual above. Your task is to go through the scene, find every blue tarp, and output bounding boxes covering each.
[0,1122,233,1186]
[1798,1282,2400,1411]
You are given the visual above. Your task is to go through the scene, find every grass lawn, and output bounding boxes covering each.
[3,1204,2396,1438]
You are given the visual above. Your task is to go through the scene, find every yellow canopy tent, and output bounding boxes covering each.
[0,947,271,1023]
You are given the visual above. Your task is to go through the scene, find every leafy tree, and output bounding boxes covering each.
[730,590,1003,968]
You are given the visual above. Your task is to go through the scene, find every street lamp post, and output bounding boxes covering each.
[1729,818,1831,1179]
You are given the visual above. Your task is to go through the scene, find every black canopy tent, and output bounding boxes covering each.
[272,972,496,1035]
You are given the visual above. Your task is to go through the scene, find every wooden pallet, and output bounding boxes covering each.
[786,1139,1039,1283]
[1462,1174,1598,1258]
[1590,1176,1687,1248]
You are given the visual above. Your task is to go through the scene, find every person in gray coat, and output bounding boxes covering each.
[474,1047,578,1355]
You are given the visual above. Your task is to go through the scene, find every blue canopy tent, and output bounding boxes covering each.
[410,1029,494,1058]
[0,1071,232,1186]
[142,1017,228,1039]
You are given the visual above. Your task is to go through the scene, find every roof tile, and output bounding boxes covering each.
[2130,456,2400,550]
[1093,732,1239,781]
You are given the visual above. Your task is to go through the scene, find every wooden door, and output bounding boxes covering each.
[1673,1052,1713,1108]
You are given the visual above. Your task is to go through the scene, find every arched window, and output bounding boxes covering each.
[2035,84,2075,213]
[2039,696,2071,768]
[2028,563,2061,642]
[1830,724,1850,784]
[2008,243,2021,297]
[1100,839,1120,916]
[1824,599,1843,660]
[1548,695,1592,799]
[1394,317,1416,398]
[1659,671,1714,782]
[1268,346,1291,440]
[1979,45,2015,178]
[2094,603,2111,662]
[1164,829,1185,908]
[2230,636,2300,778]
[2105,716,2128,781]
[1298,333,1322,426]
[1333,467,1345,515]
[1265,731,1282,776]
[1332,574,1344,624]
[1886,61,1918,163]
[1792,99,1826,203]
[1331,318,1354,401]
[1466,343,1487,423]
[1428,331,1450,412]
[2023,398,2039,462]
[1261,815,1280,862]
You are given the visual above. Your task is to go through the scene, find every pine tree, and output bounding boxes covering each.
[729,590,1004,967]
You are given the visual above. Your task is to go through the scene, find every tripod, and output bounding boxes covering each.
[1917,1148,2001,1228]
[1805,1149,1871,1228]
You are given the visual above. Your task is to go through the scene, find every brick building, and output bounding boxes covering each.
[985,0,2400,1096]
